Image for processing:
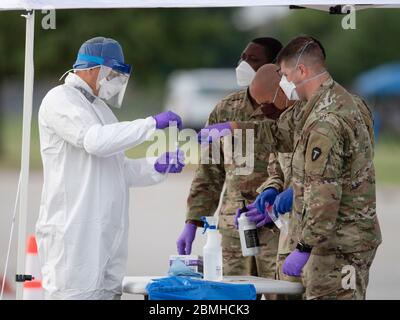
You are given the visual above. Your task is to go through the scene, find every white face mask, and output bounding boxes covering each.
[236,61,256,87]
[98,76,126,107]
[280,71,328,101]
[279,75,299,101]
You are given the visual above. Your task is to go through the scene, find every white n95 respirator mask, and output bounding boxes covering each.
[236,61,256,87]
[279,70,328,102]
[98,76,127,101]
[279,75,300,101]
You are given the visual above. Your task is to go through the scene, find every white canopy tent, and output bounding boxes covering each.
[0,1,397,10]
[0,0,399,300]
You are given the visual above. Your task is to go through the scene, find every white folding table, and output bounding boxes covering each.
[122,276,304,299]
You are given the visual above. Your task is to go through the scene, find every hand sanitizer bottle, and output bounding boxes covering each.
[237,200,261,257]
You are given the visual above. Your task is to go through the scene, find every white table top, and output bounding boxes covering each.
[122,276,304,296]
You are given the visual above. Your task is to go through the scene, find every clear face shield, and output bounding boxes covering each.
[96,58,132,109]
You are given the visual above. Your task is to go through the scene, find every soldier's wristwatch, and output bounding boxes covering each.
[296,241,313,253]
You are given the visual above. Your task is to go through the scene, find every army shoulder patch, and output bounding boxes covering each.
[311,147,322,161]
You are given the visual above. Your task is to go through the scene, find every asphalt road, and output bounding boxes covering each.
[0,169,399,299]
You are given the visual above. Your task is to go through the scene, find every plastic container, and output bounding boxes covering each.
[266,205,288,232]
[237,201,261,257]
[201,217,223,281]
[169,255,203,273]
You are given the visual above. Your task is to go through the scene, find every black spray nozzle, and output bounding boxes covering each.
[238,200,248,214]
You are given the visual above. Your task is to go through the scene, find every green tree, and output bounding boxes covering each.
[0,8,251,158]
[275,8,400,86]
[25,8,250,85]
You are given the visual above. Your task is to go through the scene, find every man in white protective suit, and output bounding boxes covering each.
[36,37,185,300]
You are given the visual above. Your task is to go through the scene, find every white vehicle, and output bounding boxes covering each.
[164,69,241,130]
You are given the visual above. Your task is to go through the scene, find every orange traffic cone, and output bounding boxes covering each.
[0,275,14,297]
[23,235,43,300]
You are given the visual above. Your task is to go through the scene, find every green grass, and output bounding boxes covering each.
[1,117,400,185]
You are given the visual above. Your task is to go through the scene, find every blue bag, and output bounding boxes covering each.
[146,276,256,300]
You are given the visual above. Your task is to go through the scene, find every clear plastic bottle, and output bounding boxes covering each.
[266,205,288,233]
[201,216,223,281]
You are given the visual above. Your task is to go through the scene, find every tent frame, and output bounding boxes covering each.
[15,10,35,300]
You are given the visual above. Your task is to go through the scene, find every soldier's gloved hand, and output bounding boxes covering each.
[234,203,255,229]
[245,206,273,228]
[198,122,233,144]
[255,188,279,215]
[273,187,294,215]
[176,222,197,255]
[282,249,310,277]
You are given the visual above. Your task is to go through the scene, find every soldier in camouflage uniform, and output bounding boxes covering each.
[257,96,375,288]
[202,36,382,300]
[251,66,376,288]
[176,38,283,282]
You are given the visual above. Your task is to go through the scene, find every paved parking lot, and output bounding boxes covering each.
[1,169,399,299]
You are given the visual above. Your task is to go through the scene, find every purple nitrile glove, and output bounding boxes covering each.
[245,205,273,228]
[255,188,279,215]
[153,111,183,130]
[282,249,311,277]
[198,122,232,144]
[273,187,294,215]
[154,150,185,174]
[234,203,255,229]
[176,222,197,255]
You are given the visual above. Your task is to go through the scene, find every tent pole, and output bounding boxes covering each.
[16,10,35,300]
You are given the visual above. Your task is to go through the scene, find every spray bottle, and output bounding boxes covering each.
[201,216,223,281]
[237,200,261,257]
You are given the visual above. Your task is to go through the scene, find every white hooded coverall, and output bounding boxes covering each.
[36,73,165,299]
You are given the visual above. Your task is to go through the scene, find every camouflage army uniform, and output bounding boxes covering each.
[256,95,375,287]
[255,103,301,284]
[237,77,382,299]
[186,89,279,280]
